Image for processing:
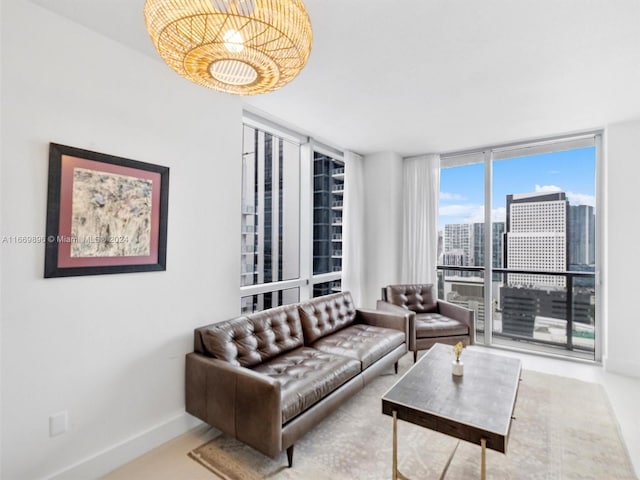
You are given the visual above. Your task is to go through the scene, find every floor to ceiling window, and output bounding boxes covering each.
[438,134,600,360]
[240,123,301,312]
[240,115,344,313]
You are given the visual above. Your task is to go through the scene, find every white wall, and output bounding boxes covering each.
[604,120,640,378]
[361,152,403,308]
[1,1,243,479]
[0,0,4,476]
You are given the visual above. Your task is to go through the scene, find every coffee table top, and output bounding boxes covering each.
[382,343,522,452]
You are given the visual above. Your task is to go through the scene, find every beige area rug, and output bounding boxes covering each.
[188,354,637,480]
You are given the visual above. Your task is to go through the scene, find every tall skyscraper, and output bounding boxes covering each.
[472,222,505,268]
[505,192,568,287]
[312,152,344,296]
[472,222,483,266]
[501,191,568,336]
[444,223,473,266]
[569,204,595,267]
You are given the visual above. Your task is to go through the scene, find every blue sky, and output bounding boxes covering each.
[439,147,596,229]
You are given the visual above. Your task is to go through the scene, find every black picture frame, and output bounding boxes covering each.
[44,143,169,278]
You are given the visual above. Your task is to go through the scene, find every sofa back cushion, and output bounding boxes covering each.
[298,292,357,345]
[194,304,303,367]
[385,284,438,313]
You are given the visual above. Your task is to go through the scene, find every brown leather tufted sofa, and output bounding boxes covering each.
[185,291,408,467]
[377,284,475,363]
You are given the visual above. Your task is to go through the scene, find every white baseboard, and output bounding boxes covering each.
[603,355,640,379]
[43,412,202,480]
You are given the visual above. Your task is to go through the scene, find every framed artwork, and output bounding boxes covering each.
[44,143,169,278]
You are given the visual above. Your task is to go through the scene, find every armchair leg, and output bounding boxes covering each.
[287,445,294,468]
[413,351,418,363]
[394,361,398,374]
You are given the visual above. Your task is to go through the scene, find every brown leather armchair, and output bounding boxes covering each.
[377,284,475,362]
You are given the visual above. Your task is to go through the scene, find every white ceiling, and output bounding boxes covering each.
[28,0,640,156]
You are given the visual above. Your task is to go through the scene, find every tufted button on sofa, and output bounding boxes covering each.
[377,284,475,363]
[185,291,408,468]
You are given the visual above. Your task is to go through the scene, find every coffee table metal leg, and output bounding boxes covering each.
[392,411,411,480]
[480,438,487,480]
[392,411,397,480]
[439,440,459,480]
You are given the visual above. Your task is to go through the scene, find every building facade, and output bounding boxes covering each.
[312,152,344,296]
[569,204,596,268]
[472,221,505,268]
[505,192,568,287]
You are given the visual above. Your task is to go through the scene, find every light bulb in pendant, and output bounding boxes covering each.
[223,29,244,53]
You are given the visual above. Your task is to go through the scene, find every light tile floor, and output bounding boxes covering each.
[104,425,217,480]
[104,348,640,479]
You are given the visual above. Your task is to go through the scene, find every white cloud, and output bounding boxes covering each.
[440,192,465,201]
[439,204,476,217]
[566,192,595,206]
[491,207,506,223]
[535,184,562,193]
[535,184,595,207]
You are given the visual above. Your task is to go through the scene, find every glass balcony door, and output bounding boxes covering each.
[439,134,600,361]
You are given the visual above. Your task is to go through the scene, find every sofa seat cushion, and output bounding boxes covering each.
[311,324,405,370]
[415,313,469,338]
[252,347,360,423]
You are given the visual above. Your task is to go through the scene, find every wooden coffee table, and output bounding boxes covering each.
[382,343,521,480]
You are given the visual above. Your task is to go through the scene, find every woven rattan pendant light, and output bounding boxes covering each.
[144,0,313,95]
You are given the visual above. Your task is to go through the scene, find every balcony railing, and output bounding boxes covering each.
[436,265,596,359]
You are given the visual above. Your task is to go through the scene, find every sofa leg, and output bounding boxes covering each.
[287,445,294,468]
[413,351,418,363]
[394,361,398,374]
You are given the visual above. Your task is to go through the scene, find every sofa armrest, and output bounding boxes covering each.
[437,300,476,344]
[186,353,283,457]
[362,304,411,350]
[374,300,408,317]
[375,301,416,351]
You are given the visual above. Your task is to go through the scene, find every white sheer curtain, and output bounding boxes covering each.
[342,150,365,305]
[401,154,440,284]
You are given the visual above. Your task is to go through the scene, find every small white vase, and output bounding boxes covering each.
[452,360,464,376]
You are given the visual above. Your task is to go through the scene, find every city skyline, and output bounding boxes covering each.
[439,147,596,229]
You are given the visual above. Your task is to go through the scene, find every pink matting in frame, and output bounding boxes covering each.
[44,143,169,278]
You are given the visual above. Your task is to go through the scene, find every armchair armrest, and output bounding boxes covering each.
[375,300,416,351]
[186,353,283,457]
[437,300,476,344]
